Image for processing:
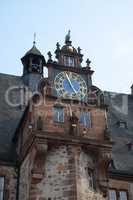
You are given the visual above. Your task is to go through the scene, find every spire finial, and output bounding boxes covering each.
[33,32,36,46]
[86,58,91,67]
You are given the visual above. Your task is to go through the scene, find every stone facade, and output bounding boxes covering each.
[0,166,17,200]
[17,145,107,200]
[0,33,133,200]
[19,154,31,200]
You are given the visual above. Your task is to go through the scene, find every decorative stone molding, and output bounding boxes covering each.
[31,139,48,183]
[98,149,112,197]
[69,111,79,136]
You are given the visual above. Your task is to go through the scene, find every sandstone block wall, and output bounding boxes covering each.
[0,165,17,200]
[19,153,31,200]
[18,145,105,200]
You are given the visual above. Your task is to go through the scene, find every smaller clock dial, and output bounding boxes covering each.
[54,71,87,99]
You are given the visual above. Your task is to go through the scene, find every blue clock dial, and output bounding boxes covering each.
[63,79,80,95]
[54,71,87,99]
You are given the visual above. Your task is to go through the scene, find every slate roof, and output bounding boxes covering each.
[0,73,25,163]
[104,91,133,174]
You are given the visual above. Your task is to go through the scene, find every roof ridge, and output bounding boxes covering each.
[0,73,21,78]
[104,90,129,96]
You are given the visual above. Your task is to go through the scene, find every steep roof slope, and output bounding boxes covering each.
[104,91,133,174]
[0,73,24,163]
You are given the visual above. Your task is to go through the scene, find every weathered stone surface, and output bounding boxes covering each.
[19,153,31,200]
[0,166,17,200]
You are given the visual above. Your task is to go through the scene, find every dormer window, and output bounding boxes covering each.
[64,56,75,67]
[116,121,127,129]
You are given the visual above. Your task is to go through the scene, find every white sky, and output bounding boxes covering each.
[0,0,133,93]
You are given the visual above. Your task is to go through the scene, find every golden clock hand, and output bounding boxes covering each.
[65,72,77,94]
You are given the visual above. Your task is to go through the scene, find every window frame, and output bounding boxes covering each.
[79,111,91,128]
[64,55,75,67]
[119,190,128,200]
[108,188,129,200]
[53,106,64,123]
[108,189,117,200]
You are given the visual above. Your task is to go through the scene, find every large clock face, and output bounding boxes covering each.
[54,71,87,99]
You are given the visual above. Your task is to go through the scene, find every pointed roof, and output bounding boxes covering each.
[25,44,42,56]
[24,33,42,56]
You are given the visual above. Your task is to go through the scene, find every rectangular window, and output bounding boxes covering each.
[108,190,117,200]
[64,56,75,67]
[53,107,64,123]
[119,191,128,200]
[80,111,91,128]
[88,169,94,189]
[0,177,4,200]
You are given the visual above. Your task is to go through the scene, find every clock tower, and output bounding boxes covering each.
[46,30,94,101]
[17,31,112,200]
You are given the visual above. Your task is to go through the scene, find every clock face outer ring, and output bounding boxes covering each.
[54,71,87,99]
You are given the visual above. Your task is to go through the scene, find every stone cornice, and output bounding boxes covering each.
[47,63,94,75]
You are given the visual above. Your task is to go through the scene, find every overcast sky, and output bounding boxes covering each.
[0,0,133,93]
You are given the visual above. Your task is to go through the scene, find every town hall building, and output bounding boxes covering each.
[0,32,133,200]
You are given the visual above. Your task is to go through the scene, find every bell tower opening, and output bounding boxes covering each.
[21,37,46,91]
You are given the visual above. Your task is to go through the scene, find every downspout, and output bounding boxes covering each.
[16,161,21,200]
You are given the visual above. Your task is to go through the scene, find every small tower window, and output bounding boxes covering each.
[0,177,4,200]
[64,56,75,67]
[53,106,64,123]
[80,111,91,128]
[32,57,40,65]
